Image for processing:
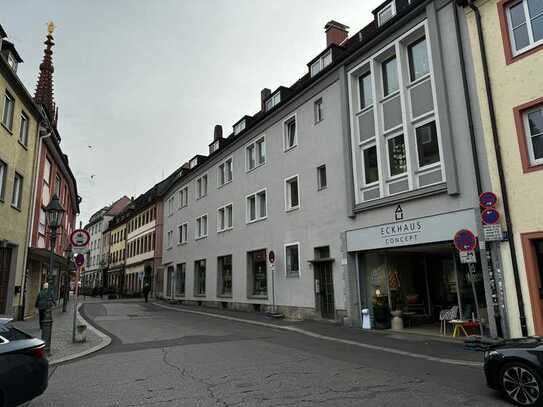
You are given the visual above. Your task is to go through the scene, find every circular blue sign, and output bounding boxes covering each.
[481,208,500,225]
[454,229,477,252]
[479,192,498,208]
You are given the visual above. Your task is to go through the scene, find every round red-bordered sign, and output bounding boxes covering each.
[268,250,275,264]
[70,229,90,247]
[479,192,498,208]
[75,253,85,267]
[481,208,500,225]
[454,229,477,252]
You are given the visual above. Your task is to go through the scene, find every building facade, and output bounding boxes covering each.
[0,25,41,317]
[107,212,128,291]
[462,0,543,336]
[82,196,130,289]
[159,0,508,337]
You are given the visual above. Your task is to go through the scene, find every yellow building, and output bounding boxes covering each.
[463,0,543,336]
[0,29,43,317]
[108,213,128,292]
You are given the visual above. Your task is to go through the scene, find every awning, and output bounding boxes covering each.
[28,247,70,267]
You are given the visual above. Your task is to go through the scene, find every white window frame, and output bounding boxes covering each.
[167,196,174,216]
[378,1,396,26]
[284,175,300,211]
[0,159,6,201]
[385,131,408,179]
[196,173,208,199]
[217,157,233,187]
[361,143,380,188]
[506,0,543,56]
[195,214,208,240]
[317,164,327,190]
[284,242,301,277]
[217,203,234,232]
[265,92,281,111]
[358,71,374,112]
[246,188,267,224]
[234,119,246,135]
[19,112,29,147]
[167,230,173,249]
[314,98,323,123]
[283,113,298,151]
[178,222,188,245]
[413,118,442,172]
[310,50,333,78]
[178,186,188,209]
[2,92,14,131]
[245,136,266,172]
[11,172,22,209]
[523,106,543,166]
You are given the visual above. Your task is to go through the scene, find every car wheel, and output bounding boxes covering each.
[500,362,543,406]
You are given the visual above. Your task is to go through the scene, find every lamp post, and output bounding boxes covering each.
[43,194,65,354]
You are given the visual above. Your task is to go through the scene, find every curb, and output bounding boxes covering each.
[153,302,483,368]
[49,303,111,365]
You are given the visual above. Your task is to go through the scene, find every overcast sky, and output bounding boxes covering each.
[4,0,381,223]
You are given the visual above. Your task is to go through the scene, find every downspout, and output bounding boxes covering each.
[18,123,52,319]
[461,0,528,336]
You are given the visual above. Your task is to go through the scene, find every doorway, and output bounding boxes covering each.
[314,261,335,319]
[521,232,543,335]
[0,247,12,314]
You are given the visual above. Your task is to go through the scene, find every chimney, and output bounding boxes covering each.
[261,88,271,111]
[214,124,223,140]
[324,20,349,47]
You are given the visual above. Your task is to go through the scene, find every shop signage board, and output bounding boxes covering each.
[453,229,477,252]
[479,192,498,208]
[483,224,503,241]
[481,208,500,225]
[346,209,478,252]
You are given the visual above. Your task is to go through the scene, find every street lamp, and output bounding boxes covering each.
[43,193,65,354]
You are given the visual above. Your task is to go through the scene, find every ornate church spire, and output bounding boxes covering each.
[34,21,56,121]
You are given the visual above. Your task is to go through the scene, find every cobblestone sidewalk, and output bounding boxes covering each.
[14,297,110,364]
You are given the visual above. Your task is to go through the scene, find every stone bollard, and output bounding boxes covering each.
[75,323,87,343]
[391,310,404,331]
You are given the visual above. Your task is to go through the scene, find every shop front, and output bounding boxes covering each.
[347,209,491,337]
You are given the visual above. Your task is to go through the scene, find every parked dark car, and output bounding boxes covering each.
[484,337,543,406]
[0,318,48,406]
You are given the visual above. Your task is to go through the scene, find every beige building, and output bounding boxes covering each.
[0,27,43,317]
[463,0,543,336]
[107,214,128,291]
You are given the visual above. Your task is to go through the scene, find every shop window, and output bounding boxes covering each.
[218,255,232,297]
[194,259,206,296]
[387,134,407,177]
[247,249,267,296]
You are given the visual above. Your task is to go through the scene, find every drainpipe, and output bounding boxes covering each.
[458,0,528,337]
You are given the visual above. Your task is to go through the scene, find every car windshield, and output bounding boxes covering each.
[0,323,30,342]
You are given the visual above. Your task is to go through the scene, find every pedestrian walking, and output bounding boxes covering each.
[143,282,150,303]
[35,282,56,330]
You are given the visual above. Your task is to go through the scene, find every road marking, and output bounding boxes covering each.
[152,302,483,367]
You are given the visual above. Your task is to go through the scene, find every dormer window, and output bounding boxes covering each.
[189,157,199,169]
[310,50,333,77]
[378,1,396,26]
[234,120,246,135]
[7,52,17,72]
[209,140,220,154]
[265,92,281,111]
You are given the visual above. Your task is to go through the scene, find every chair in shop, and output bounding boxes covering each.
[439,305,458,335]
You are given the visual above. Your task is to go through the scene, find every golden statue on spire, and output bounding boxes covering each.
[47,21,55,35]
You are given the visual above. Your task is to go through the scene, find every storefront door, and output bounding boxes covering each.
[522,233,543,335]
[314,261,335,319]
[0,247,12,313]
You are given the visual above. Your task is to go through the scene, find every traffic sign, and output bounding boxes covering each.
[75,253,85,268]
[268,250,275,264]
[479,192,498,208]
[459,250,477,264]
[454,229,477,252]
[70,229,90,247]
[481,208,500,225]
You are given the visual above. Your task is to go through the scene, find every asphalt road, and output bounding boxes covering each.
[30,301,509,407]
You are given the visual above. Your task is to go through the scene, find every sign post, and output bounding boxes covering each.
[70,228,89,343]
[268,250,276,314]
